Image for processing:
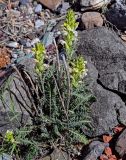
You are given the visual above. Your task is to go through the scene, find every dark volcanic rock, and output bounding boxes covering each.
[83,58,119,137]
[82,141,108,160]
[0,73,32,133]
[115,128,126,158]
[0,111,29,134]
[90,84,120,136]
[0,58,35,133]
[78,27,126,136]
[105,0,126,30]
[0,58,35,111]
[78,27,126,95]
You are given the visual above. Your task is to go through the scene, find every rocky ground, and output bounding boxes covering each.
[1,0,126,160]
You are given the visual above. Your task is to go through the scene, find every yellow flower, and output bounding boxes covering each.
[5,130,15,143]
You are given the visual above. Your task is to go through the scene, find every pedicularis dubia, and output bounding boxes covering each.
[63,9,87,87]
[32,42,46,74]
[63,9,79,59]
[70,56,87,87]
[31,10,92,147]
[0,10,94,159]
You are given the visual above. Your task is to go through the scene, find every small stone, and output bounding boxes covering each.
[42,32,54,47]
[11,1,19,8]
[19,5,27,12]
[27,33,36,40]
[56,31,61,36]
[19,0,29,5]
[60,2,70,14]
[24,49,31,54]
[6,9,20,18]
[31,38,40,46]
[33,1,38,7]
[0,153,13,160]
[38,0,63,11]
[46,19,57,32]
[115,128,126,158]
[34,4,42,13]
[82,141,107,160]
[100,154,109,160]
[35,19,44,29]
[27,6,33,14]
[0,3,6,10]
[12,54,18,59]
[42,148,71,160]
[0,10,3,17]
[26,41,31,47]
[28,0,33,3]
[19,39,27,46]
[81,12,103,29]
[121,34,126,42]
[89,141,109,149]
[105,1,126,30]
[7,42,19,48]
[80,0,111,10]
[16,50,25,56]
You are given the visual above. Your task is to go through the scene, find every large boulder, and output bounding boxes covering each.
[78,27,126,96]
[0,58,35,133]
[0,58,35,112]
[78,27,126,136]
[0,72,32,133]
[83,61,122,137]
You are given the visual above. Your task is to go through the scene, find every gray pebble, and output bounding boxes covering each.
[82,141,108,160]
[28,6,33,14]
[19,39,27,46]
[0,10,3,17]
[42,32,54,47]
[7,42,19,48]
[8,9,20,17]
[33,1,38,7]
[0,153,13,160]
[35,19,44,29]
[26,41,31,47]
[34,4,42,13]
[19,5,27,12]
[12,54,18,59]
[31,38,40,46]
[60,2,70,14]
[0,3,6,10]
[19,0,29,5]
